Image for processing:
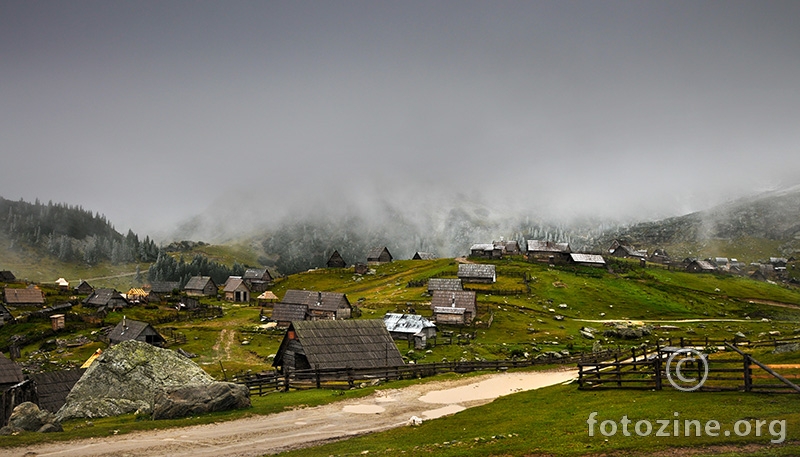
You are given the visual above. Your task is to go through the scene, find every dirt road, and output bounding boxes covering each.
[8,369,576,457]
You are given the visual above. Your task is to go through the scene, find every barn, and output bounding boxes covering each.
[366,247,393,265]
[272,320,404,373]
[326,250,347,268]
[107,317,165,346]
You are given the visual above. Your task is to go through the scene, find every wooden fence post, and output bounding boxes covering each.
[743,354,752,392]
[316,368,321,389]
[283,370,290,392]
[654,358,662,390]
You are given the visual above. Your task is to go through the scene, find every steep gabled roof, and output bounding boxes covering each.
[457,263,496,279]
[527,240,571,253]
[107,318,164,344]
[271,302,308,322]
[366,247,393,261]
[430,290,477,315]
[427,278,463,292]
[0,271,16,281]
[412,252,437,260]
[276,320,404,369]
[243,268,272,281]
[184,276,216,291]
[0,352,23,385]
[223,277,250,293]
[4,287,45,306]
[28,368,85,413]
[83,288,126,307]
[282,289,351,313]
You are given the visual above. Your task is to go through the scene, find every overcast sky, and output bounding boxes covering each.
[2,1,799,237]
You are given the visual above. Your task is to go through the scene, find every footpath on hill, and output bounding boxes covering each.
[8,368,577,457]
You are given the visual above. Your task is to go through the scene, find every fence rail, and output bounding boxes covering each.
[578,343,800,394]
[236,349,622,395]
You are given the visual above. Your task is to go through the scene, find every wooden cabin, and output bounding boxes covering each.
[526,240,572,263]
[0,271,16,282]
[457,263,496,283]
[83,288,128,309]
[4,286,45,307]
[470,243,502,259]
[430,290,477,325]
[685,259,716,273]
[326,250,347,268]
[107,317,165,346]
[74,280,94,295]
[243,268,273,292]
[366,247,393,265]
[272,320,404,373]
[281,289,352,320]
[183,276,218,297]
[223,277,251,302]
[270,302,309,327]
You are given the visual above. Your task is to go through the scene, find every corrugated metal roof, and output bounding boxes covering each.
[569,253,606,264]
[383,313,436,334]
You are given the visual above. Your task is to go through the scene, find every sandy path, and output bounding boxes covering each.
[8,369,577,457]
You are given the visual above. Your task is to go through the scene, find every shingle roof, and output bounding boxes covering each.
[383,313,436,334]
[457,263,496,279]
[367,247,392,261]
[282,290,351,313]
[107,318,164,344]
[413,252,437,260]
[271,302,308,322]
[223,277,249,292]
[691,260,716,271]
[149,281,180,293]
[243,268,272,281]
[278,320,405,369]
[0,352,23,385]
[527,240,571,253]
[3,287,45,306]
[184,276,215,291]
[427,278,463,292]
[83,288,126,307]
[0,271,16,281]
[430,290,477,315]
[28,369,85,413]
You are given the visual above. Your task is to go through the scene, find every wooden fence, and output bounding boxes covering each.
[578,343,800,394]
[236,349,621,395]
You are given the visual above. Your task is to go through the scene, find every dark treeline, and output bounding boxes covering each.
[0,197,158,264]
[147,251,246,287]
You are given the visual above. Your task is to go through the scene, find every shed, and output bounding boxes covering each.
[272,320,404,372]
[4,286,45,307]
[649,249,671,264]
[470,243,502,259]
[282,289,352,320]
[685,259,716,273]
[0,303,13,326]
[270,302,309,327]
[50,314,65,331]
[55,278,70,291]
[257,290,279,303]
[569,253,606,267]
[430,290,477,325]
[366,247,393,265]
[242,268,273,292]
[526,240,572,263]
[0,271,16,282]
[0,353,23,391]
[28,368,85,413]
[83,288,128,309]
[412,251,437,260]
[457,263,496,283]
[609,244,647,259]
[183,276,217,297]
[383,313,437,341]
[427,278,463,293]
[107,317,165,346]
[326,250,347,268]
[126,288,149,303]
[223,277,251,302]
[74,280,94,295]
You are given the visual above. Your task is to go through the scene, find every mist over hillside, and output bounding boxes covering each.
[170,185,800,275]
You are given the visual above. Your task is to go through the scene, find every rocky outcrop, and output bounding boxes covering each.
[56,340,249,421]
[1,402,62,433]
[152,382,250,420]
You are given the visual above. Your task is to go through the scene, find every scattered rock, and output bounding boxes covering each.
[152,382,250,420]
[8,402,60,432]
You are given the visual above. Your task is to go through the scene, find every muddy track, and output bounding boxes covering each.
[7,369,576,457]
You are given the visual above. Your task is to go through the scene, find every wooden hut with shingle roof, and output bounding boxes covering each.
[326,250,347,268]
[3,286,45,307]
[281,289,352,320]
[28,369,85,413]
[0,353,23,391]
[366,247,393,265]
[457,263,496,283]
[427,278,463,293]
[107,317,165,346]
[270,302,309,327]
[430,290,477,325]
[183,276,217,297]
[272,319,404,373]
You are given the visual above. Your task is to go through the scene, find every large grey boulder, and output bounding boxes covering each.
[153,382,250,420]
[6,402,62,433]
[56,340,224,421]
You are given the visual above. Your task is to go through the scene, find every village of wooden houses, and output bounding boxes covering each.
[2,238,800,454]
